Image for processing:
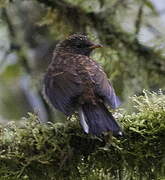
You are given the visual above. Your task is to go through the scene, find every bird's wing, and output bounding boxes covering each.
[89,59,121,109]
[44,71,83,115]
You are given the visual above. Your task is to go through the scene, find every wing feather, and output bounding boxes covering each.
[90,61,121,109]
[44,71,83,115]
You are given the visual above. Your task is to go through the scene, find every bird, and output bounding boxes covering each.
[43,34,122,136]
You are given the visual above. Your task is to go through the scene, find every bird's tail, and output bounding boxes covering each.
[78,102,122,136]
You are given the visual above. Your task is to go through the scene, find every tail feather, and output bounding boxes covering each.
[78,107,89,133]
[78,102,122,135]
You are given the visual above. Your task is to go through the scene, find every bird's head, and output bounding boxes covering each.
[56,34,103,56]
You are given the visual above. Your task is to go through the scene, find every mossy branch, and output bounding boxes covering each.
[0,90,165,179]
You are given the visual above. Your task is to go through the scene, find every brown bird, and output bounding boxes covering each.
[44,34,122,135]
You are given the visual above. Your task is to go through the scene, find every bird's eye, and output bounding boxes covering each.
[76,44,84,48]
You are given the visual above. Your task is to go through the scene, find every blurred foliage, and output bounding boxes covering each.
[0,91,165,179]
[0,0,9,8]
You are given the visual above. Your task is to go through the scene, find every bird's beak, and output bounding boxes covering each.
[89,43,103,49]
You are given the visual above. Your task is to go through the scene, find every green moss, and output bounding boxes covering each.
[0,91,165,179]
